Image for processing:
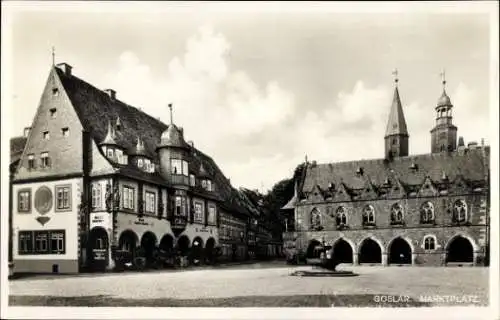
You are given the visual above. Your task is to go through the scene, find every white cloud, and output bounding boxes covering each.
[102,26,489,191]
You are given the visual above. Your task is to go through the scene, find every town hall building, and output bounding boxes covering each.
[10,61,261,273]
[282,74,490,267]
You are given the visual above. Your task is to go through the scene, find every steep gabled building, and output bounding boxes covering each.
[11,62,259,273]
[283,76,490,266]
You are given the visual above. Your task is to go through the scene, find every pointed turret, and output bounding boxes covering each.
[430,70,458,153]
[100,120,118,146]
[384,69,409,159]
[130,136,147,157]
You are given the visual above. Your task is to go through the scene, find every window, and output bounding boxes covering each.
[206,180,212,191]
[52,88,59,96]
[138,158,144,168]
[50,108,57,118]
[201,180,207,189]
[40,152,51,168]
[92,184,102,210]
[362,205,375,225]
[453,200,467,223]
[310,208,322,231]
[123,186,135,210]
[208,205,216,224]
[171,159,182,175]
[145,191,156,214]
[424,236,436,250]
[182,161,189,177]
[175,196,186,216]
[18,231,33,254]
[392,138,397,145]
[189,174,196,187]
[50,231,65,254]
[194,202,204,222]
[420,202,435,223]
[28,154,35,170]
[336,206,347,225]
[107,148,114,158]
[43,131,50,140]
[62,127,69,137]
[390,203,404,224]
[18,190,31,212]
[56,185,71,210]
[34,231,48,253]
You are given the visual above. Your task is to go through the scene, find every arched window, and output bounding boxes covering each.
[423,235,436,251]
[420,202,434,223]
[390,203,404,224]
[336,206,348,225]
[362,205,375,226]
[310,208,323,231]
[453,200,467,223]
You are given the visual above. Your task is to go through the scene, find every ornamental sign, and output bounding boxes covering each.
[34,186,53,215]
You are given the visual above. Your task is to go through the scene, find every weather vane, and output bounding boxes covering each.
[440,69,447,89]
[392,68,399,85]
[168,103,173,124]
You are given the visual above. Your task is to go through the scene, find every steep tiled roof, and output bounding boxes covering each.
[10,136,27,164]
[301,148,489,195]
[55,66,252,216]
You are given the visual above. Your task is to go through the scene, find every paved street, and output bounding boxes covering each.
[9,262,489,306]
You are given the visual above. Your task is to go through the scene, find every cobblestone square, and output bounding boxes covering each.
[9,263,489,307]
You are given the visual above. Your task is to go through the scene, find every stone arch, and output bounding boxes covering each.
[387,236,413,265]
[88,227,109,271]
[192,236,204,262]
[177,235,191,256]
[306,239,322,259]
[332,237,355,263]
[445,234,477,264]
[358,236,385,254]
[118,229,139,253]
[358,237,384,264]
[140,231,158,266]
[159,234,175,252]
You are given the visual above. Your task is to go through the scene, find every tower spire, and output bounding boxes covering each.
[384,69,409,158]
[440,69,446,90]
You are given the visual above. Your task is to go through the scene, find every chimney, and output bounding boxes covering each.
[23,127,31,138]
[104,89,116,100]
[458,136,465,147]
[56,63,72,76]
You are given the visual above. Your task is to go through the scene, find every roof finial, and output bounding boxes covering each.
[440,69,446,89]
[305,154,308,164]
[168,103,173,124]
[52,46,55,66]
[392,68,399,86]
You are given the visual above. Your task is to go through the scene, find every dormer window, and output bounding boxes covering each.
[62,127,69,137]
[43,131,50,140]
[138,158,144,168]
[356,167,364,175]
[50,108,57,119]
[189,174,196,187]
[107,148,114,158]
[52,88,59,96]
[206,180,212,191]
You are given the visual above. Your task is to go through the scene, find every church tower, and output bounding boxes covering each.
[430,71,457,153]
[384,70,409,159]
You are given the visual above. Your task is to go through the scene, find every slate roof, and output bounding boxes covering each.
[10,136,27,164]
[385,86,408,137]
[55,66,253,217]
[301,148,489,196]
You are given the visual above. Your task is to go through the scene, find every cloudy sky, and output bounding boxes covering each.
[2,2,495,192]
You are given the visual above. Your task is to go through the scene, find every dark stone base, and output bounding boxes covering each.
[13,259,79,274]
[291,270,357,277]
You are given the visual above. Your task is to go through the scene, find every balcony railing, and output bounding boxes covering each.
[170,175,190,186]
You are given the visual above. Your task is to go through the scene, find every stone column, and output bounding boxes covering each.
[382,253,388,266]
[411,253,417,265]
[352,252,359,265]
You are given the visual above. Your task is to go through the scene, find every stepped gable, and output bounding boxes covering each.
[301,150,487,194]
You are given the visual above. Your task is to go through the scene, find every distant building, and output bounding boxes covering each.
[282,76,490,266]
[10,62,260,273]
